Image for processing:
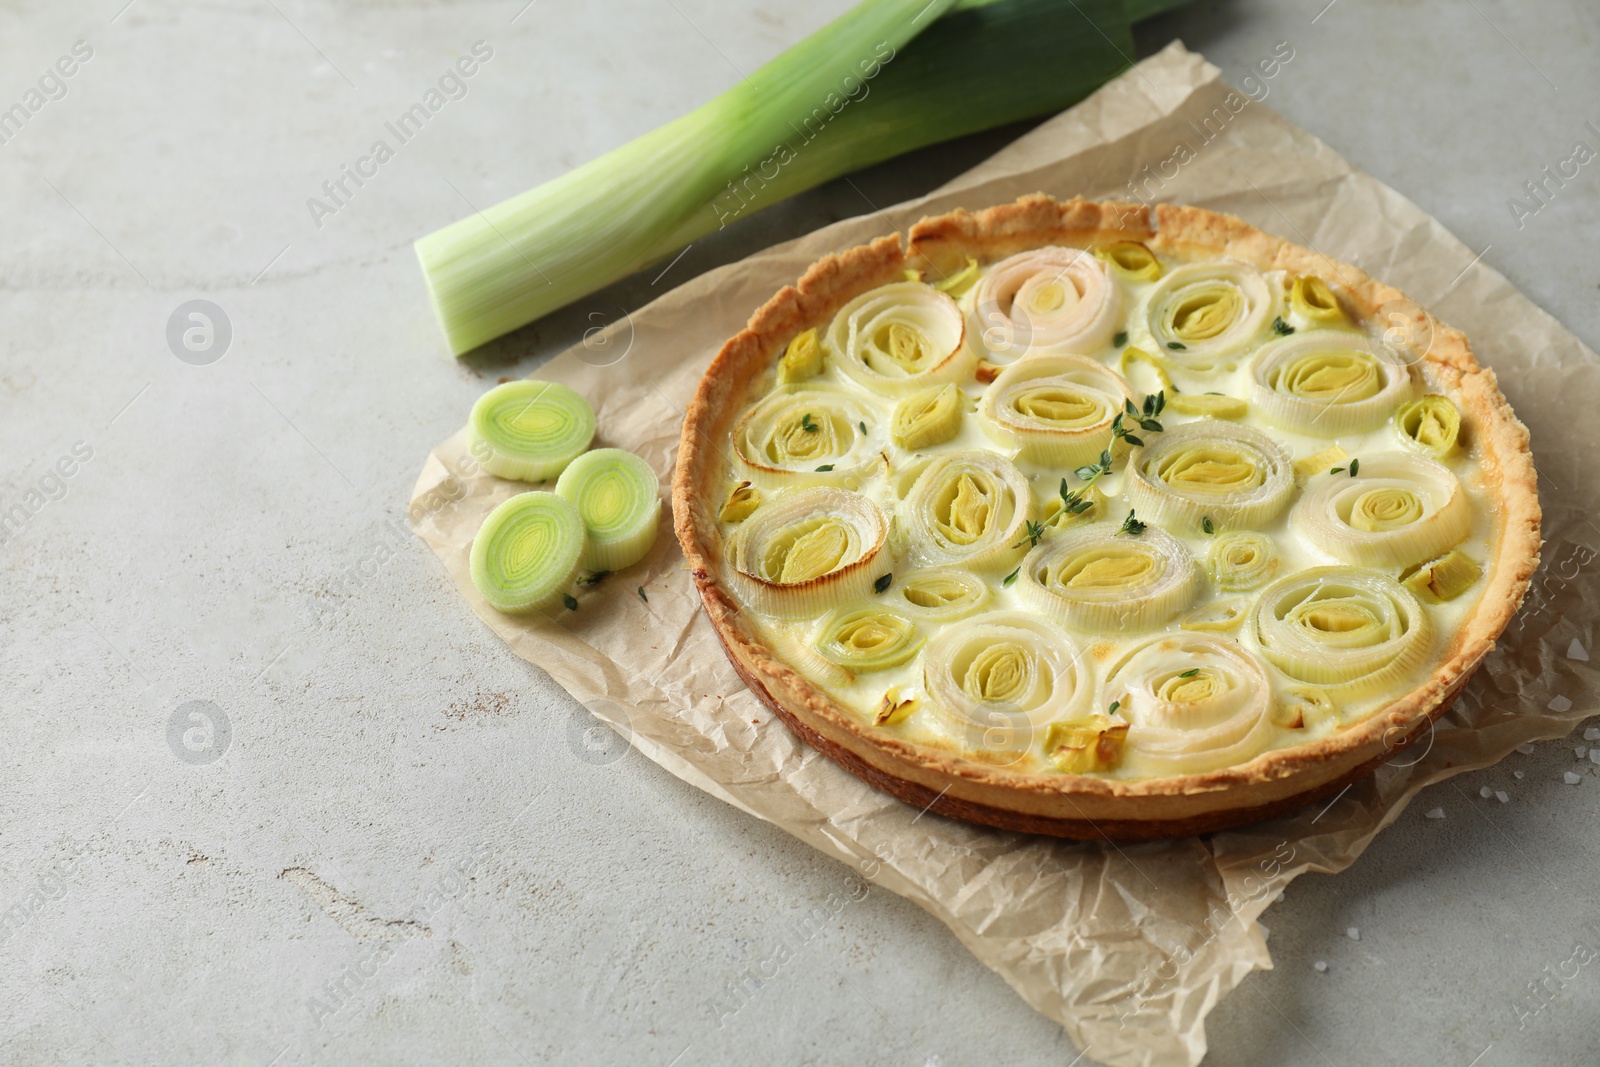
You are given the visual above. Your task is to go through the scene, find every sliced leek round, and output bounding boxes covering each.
[1144,261,1276,371]
[732,387,879,488]
[824,280,972,396]
[892,567,991,623]
[1289,275,1346,326]
[777,327,823,385]
[816,606,922,671]
[469,379,595,482]
[1017,522,1199,632]
[1097,240,1163,282]
[978,354,1136,468]
[891,383,964,450]
[1207,531,1279,592]
[1292,452,1470,569]
[1107,633,1275,775]
[922,610,1091,763]
[470,491,585,615]
[1125,421,1293,534]
[901,449,1031,571]
[554,448,660,571]
[1251,566,1432,698]
[724,487,887,619]
[971,246,1121,362]
[1249,334,1412,435]
[1394,394,1462,458]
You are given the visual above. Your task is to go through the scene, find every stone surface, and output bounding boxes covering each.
[1,0,1597,1064]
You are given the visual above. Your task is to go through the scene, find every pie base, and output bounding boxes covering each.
[673,196,1541,840]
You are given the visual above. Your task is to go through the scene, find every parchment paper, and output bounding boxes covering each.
[409,44,1600,1066]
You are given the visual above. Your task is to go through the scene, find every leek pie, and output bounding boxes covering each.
[672,196,1540,839]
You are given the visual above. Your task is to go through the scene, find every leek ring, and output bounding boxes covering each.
[901,450,1031,571]
[469,491,585,615]
[554,448,660,571]
[1105,633,1276,775]
[1017,522,1200,633]
[971,246,1121,363]
[1249,333,1412,436]
[1125,422,1294,535]
[468,379,595,482]
[1251,566,1432,698]
[978,354,1136,468]
[725,487,888,619]
[825,281,972,395]
[922,610,1092,764]
[1291,452,1470,569]
[1144,261,1277,371]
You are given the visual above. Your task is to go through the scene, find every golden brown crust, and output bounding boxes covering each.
[672,195,1542,839]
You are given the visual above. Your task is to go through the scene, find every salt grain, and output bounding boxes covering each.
[1479,786,1492,799]
[1584,727,1600,741]
[1590,751,1600,766]
[1495,790,1510,803]
[1346,927,1360,941]
[1517,744,1537,755]
[1514,770,1525,780]
[1564,772,1582,785]
[1576,747,1588,759]
[1424,807,1445,819]
[1314,961,1328,972]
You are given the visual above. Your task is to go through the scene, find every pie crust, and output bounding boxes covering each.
[671,195,1541,840]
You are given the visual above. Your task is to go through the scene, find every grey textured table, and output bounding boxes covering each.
[2,1,1596,1064]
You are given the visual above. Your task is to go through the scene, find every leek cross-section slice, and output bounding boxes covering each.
[1252,565,1432,698]
[554,448,660,571]
[469,380,595,482]
[470,492,585,615]
[1105,633,1275,775]
[972,246,1121,363]
[1395,394,1462,458]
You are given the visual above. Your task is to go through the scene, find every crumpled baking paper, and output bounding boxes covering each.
[410,43,1600,1067]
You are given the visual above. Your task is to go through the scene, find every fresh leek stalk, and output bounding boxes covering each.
[416,0,1154,355]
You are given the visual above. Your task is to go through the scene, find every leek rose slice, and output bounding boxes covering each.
[1106,634,1276,775]
[468,380,595,482]
[922,610,1091,764]
[1251,566,1432,699]
[1394,394,1462,459]
[891,383,964,450]
[1207,532,1280,592]
[825,281,973,396]
[1289,275,1346,326]
[902,449,1031,572]
[1125,422,1294,535]
[1249,334,1413,436]
[724,487,887,619]
[1017,522,1200,633]
[892,567,991,623]
[971,246,1121,363]
[469,491,584,615]
[733,387,880,489]
[1143,261,1277,371]
[554,448,660,572]
[978,354,1136,468]
[816,606,923,671]
[1096,240,1163,282]
[1292,453,1470,569]
[776,328,824,385]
